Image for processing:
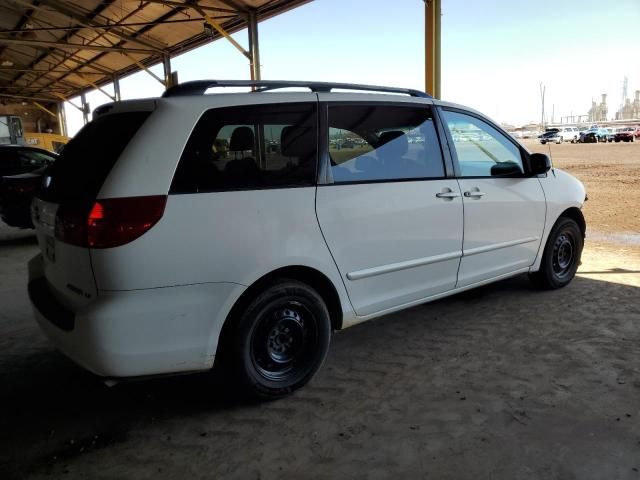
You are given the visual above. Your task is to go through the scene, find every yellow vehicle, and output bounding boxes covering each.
[24,132,70,152]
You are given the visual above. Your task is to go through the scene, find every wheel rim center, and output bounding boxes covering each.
[266,310,304,363]
[553,233,575,275]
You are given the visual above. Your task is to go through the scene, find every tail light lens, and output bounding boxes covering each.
[8,183,36,194]
[55,196,166,248]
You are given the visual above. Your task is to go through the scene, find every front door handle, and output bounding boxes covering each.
[436,188,461,200]
[464,190,486,198]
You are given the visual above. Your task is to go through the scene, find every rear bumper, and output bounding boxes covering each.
[28,254,245,378]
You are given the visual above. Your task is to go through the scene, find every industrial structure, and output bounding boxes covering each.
[587,93,608,123]
[555,82,640,127]
[616,90,640,121]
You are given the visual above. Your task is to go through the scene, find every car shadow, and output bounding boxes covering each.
[0,232,37,247]
[1,273,639,479]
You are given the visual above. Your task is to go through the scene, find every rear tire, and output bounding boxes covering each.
[222,279,331,399]
[529,217,583,290]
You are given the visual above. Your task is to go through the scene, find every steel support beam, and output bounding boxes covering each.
[0,92,59,102]
[34,0,166,51]
[57,101,67,136]
[113,74,121,101]
[52,92,83,113]
[80,91,89,124]
[8,0,165,52]
[248,9,261,81]
[0,37,156,54]
[123,52,165,86]
[0,66,103,75]
[196,6,250,60]
[32,101,57,118]
[77,73,116,101]
[424,0,441,99]
[142,0,237,15]
[162,54,173,89]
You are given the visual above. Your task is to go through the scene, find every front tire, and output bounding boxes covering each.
[530,217,583,289]
[223,279,331,399]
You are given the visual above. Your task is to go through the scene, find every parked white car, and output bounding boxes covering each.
[553,126,581,143]
[28,80,587,398]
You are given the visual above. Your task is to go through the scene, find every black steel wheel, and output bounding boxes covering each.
[530,216,583,289]
[223,279,331,399]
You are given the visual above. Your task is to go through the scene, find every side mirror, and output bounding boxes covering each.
[528,152,552,175]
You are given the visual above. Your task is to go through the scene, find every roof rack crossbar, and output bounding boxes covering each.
[162,80,431,98]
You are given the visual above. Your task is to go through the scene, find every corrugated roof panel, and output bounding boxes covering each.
[0,0,311,105]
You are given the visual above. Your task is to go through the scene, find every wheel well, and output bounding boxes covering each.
[559,207,586,237]
[221,266,344,342]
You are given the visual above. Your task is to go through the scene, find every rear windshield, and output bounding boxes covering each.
[39,112,150,202]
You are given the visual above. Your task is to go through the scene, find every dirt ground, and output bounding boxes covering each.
[1,142,639,479]
[526,140,640,237]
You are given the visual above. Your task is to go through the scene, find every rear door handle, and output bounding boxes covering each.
[464,190,486,198]
[435,188,461,199]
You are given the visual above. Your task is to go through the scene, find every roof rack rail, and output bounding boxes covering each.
[162,80,431,99]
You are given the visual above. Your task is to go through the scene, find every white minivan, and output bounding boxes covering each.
[28,80,587,398]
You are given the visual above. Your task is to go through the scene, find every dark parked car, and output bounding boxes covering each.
[0,145,57,228]
[614,126,640,142]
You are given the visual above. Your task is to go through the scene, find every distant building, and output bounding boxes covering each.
[588,94,608,122]
[615,90,640,120]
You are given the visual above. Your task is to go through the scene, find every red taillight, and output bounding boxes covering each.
[55,196,166,248]
[8,184,35,194]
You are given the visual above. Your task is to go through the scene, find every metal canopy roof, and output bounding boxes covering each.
[0,0,310,104]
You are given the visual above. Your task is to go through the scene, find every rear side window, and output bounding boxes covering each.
[40,112,150,202]
[171,103,317,193]
[327,105,445,183]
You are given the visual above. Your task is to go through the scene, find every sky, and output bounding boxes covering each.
[64,0,640,135]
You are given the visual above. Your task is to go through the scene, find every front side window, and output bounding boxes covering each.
[442,110,524,177]
[328,105,445,183]
[172,103,317,193]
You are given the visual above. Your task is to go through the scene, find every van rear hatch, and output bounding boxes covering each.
[31,107,152,317]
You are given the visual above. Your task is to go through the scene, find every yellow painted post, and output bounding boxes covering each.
[425,0,441,98]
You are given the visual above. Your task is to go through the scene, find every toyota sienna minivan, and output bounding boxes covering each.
[28,80,587,398]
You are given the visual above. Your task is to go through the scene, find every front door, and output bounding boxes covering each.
[316,101,463,317]
[439,109,546,287]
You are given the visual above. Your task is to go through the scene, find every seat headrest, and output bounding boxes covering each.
[378,130,408,155]
[281,126,315,158]
[229,126,254,151]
